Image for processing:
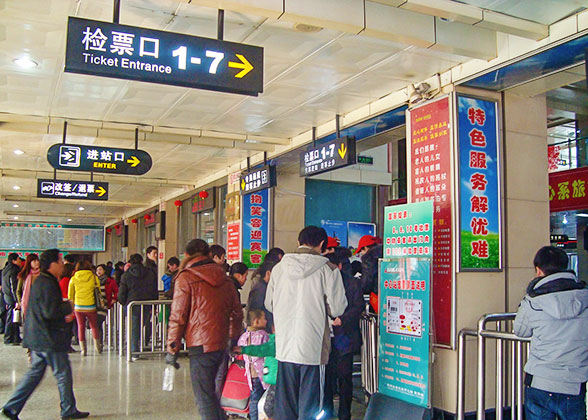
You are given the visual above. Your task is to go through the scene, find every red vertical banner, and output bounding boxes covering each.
[407,96,453,346]
[226,221,241,262]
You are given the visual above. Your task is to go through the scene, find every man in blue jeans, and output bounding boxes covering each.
[1,249,89,420]
[514,246,588,420]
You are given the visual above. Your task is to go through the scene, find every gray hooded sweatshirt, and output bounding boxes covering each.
[265,247,348,366]
[514,271,588,395]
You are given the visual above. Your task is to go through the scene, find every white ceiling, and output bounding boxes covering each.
[0,0,584,224]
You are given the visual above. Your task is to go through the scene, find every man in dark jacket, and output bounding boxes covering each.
[355,235,383,294]
[247,260,277,333]
[1,249,89,420]
[145,246,158,276]
[3,253,22,345]
[118,254,158,359]
[166,239,243,420]
[324,247,365,420]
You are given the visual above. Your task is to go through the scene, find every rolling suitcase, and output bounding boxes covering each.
[220,356,250,418]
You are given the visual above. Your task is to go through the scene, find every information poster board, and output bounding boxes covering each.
[379,258,431,408]
[242,188,270,268]
[407,95,453,346]
[321,220,348,247]
[457,95,501,270]
[384,201,433,258]
[0,223,104,251]
[226,221,241,263]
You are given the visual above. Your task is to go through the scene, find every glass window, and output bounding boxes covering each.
[111,231,123,262]
[218,185,228,248]
[197,211,215,245]
[177,197,196,255]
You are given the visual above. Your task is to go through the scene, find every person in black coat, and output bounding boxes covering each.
[118,254,158,358]
[1,249,89,420]
[247,260,277,333]
[2,253,22,345]
[324,247,365,420]
[354,235,383,295]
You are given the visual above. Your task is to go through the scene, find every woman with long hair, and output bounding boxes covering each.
[95,264,118,341]
[16,254,40,318]
[68,260,101,356]
[60,262,78,351]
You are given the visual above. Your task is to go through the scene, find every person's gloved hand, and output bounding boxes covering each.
[165,352,180,369]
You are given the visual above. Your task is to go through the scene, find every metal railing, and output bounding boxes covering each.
[124,300,173,362]
[457,313,530,420]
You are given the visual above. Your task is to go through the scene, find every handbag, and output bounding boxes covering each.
[94,286,107,312]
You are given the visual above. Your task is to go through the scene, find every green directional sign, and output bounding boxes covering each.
[47,143,152,175]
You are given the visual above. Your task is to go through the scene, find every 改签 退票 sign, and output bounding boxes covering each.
[65,17,263,96]
[37,179,109,201]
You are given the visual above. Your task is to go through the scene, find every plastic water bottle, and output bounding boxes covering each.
[162,365,175,392]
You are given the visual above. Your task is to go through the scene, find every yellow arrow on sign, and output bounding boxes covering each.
[241,179,246,191]
[338,143,347,159]
[228,54,254,78]
[127,156,140,167]
[96,186,107,197]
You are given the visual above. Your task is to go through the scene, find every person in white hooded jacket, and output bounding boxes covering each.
[265,226,348,420]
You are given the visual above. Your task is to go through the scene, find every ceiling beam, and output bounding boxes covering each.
[4,210,115,219]
[2,196,145,208]
[0,169,195,188]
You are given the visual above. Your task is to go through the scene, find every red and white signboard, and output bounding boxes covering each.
[549,167,588,212]
[407,96,454,347]
[227,221,241,262]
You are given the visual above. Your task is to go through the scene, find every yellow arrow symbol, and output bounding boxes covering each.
[127,156,140,167]
[96,186,106,197]
[241,179,246,191]
[228,54,253,78]
[338,143,347,159]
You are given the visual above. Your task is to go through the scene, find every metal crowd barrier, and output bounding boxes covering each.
[360,310,379,397]
[457,313,530,420]
[103,302,120,351]
[125,300,173,362]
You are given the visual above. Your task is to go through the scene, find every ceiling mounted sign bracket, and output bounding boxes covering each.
[335,114,341,138]
[113,0,121,24]
[218,9,225,41]
[62,121,67,144]
[134,127,139,150]
[263,152,267,165]
[312,126,317,148]
[53,169,57,180]
[247,156,251,172]
[90,171,94,182]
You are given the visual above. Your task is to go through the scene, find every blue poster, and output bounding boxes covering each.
[242,188,270,268]
[379,258,431,408]
[457,96,501,270]
[347,222,376,250]
[320,219,348,247]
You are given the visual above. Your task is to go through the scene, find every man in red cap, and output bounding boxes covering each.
[354,235,383,294]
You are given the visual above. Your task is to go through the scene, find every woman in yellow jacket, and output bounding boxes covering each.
[68,260,102,356]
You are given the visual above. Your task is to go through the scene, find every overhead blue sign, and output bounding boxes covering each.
[65,17,263,96]
[457,96,501,270]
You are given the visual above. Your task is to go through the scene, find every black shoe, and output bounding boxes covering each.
[61,411,89,419]
[0,408,20,420]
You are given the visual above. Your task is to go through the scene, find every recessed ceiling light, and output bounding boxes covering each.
[13,149,24,155]
[13,216,18,220]
[578,213,588,217]
[13,57,38,68]
[78,206,85,211]
[12,204,19,208]
[67,218,72,222]
[13,185,21,190]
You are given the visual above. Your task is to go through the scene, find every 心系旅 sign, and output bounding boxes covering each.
[65,17,264,96]
[300,136,356,177]
[37,179,109,201]
[47,143,152,176]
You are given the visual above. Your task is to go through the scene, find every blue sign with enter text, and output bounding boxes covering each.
[65,17,263,96]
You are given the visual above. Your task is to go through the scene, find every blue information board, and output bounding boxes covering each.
[379,258,431,408]
[242,188,270,268]
[457,95,501,270]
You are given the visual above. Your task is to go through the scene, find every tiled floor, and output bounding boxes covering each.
[0,343,367,419]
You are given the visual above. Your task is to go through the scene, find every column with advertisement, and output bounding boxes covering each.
[242,189,270,268]
[380,201,433,407]
[407,96,454,346]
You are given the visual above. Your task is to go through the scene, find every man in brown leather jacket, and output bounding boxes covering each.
[166,239,243,420]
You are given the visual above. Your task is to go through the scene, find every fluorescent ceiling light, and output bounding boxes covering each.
[13,216,18,220]
[13,149,24,155]
[78,206,85,211]
[13,185,21,190]
[12,204,19,208]
[13,57,38,68]
[577,213,588,217]
[67,218,72,222]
